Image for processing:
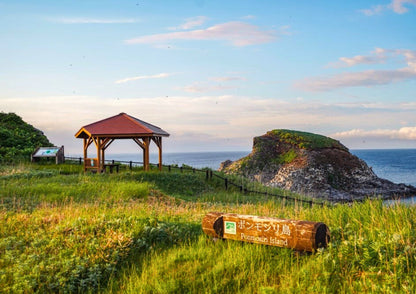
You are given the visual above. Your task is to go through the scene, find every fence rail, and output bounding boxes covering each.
[64,156,347,206]
[65,156,143,170]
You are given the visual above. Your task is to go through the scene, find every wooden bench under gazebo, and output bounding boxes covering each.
[75,112,169,173]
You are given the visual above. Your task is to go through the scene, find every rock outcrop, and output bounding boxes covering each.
[219,129,416,202]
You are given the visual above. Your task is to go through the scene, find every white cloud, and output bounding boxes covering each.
[390,0,416,13]
[360,4,386,15]
[332,127,416,140]
[399,49,416,70]
[339,55,383,67]
[332,101,416,111]
[182,76,246,93]
[295,68,416,91]
[328,49,388,68]
[296,48,416,91]
[278,25,293,36]
[52,17,139,24]
[125,21,278,47]
[360,0,416,15]
[209,76,246,82]
[4,95,416,152]
[115,73,174,84]
[182,83,236,93]
[169,16,208,30]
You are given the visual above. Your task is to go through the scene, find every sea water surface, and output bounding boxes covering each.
[352,149,416,204]
[93,149,416,204]
[107,149,415,184]
[106,151,250,170]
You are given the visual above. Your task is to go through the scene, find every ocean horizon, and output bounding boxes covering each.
[68,148,416,188]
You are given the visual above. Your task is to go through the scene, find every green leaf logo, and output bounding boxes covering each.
[224,221,236,235]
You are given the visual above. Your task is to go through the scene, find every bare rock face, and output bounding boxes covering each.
[219,130,416,201]
[218,160,233,171]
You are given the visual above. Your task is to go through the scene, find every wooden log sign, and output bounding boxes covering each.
[202,212,330,252]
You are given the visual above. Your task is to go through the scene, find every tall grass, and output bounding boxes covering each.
[1,163,415,293]
[106,200,416,293]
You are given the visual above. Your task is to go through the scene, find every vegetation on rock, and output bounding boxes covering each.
[265,129,348,151]
[0,112,53,162]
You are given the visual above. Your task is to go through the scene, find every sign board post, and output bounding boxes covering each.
[202,212,330,252]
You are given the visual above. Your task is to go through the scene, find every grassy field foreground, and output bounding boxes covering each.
[1,163,415,293]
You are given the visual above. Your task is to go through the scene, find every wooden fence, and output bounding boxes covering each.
[64,156,352,206]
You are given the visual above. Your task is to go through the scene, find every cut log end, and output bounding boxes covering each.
[202,212,223,238]
[314,223,330,249]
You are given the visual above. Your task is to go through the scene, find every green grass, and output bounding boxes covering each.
[107,200,416,293]
[1,163,415,293]
[267,129,348,151]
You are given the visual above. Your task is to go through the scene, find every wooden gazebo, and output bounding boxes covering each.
[75,113,169,172]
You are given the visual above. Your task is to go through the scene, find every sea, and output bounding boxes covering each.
[351,149,416,205]
[75,149,416,204]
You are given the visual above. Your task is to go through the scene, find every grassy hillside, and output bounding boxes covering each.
[1,163,415,293]
[0,112,53,162]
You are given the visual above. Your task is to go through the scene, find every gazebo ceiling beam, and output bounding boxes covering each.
[91,136,99,148]
[84,137,94,152]
[151,136,162,148]
[102,138,115,150]
[133,138,146,150]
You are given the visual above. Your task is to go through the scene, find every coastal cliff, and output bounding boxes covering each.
[219,130,416,201]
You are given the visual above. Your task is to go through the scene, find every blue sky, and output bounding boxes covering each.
[1,0,416,155]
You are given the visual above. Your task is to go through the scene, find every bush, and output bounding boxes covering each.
[0,112,53,162]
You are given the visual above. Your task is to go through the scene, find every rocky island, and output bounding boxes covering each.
[219,129,416,202]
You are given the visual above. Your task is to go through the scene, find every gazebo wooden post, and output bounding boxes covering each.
[142,143,145,170]
[100,138,114,173]
[133,138,145,171]
[83,138,88,172]
[100,139,105,171]
[158,138,162,171]
[152,136,163,171]
[143,137,150,171]
[95,136,101,173]
[83,137,94,172]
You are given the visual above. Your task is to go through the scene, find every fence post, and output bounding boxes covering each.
[168,165,171,172]
[79,157,82,165]
[225,178,228,190]
[210,170,213,179]
[129,161,132,170]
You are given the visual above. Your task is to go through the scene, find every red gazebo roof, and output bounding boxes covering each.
[75,112,170,139]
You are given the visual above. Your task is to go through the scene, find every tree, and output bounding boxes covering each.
[0,112,53,161]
